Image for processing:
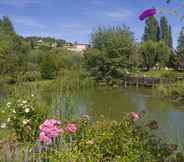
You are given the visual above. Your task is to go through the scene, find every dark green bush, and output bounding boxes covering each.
[18,71,41,82]
[40,54,57,80]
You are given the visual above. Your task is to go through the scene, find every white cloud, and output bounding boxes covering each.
[62,24,91,35]
[91,0,105,5]
[0,0,42,7]
[103,9,132,20]
[11,16,46,29]
[84,8,132,21]
[62,23,84,29]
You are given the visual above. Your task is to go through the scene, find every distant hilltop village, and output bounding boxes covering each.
[64,42,90,53]
[24,36,90,53]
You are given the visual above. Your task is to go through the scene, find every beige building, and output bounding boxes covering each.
[66,43,89,53]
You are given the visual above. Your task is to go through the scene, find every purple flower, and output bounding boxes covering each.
[139,8,157,21]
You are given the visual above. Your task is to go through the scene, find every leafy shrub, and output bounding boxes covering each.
[84,25,137,82]
[1,95,48,142]
[139,41,171,70]
[56,69,96,92]
[157,81,184,102]
[45,115,177,162]
[0,112,181,161]
[2,75,17,84]
[17,71,41,82]
[40,54,57,80]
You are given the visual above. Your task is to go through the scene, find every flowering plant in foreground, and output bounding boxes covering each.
[39,119,63,145]
[65,123,78,134]
[0,112,180,161]
[0,95,47,142]
[46,113,178,162]
[130,112,141,122]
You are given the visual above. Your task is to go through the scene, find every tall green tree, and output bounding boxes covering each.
[40,54,57,79]
[176,27,184,65]
[0,16,29,75]
[177,27,184,55]
[168,25,173,48]
[160,16,173,48]
[143,16,160,42]
[88,25,136,80]
[139,41,171,70]
[0,16,15,34]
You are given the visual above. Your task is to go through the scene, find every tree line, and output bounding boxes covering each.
[84,16,184,82]
[0,16,81,83]
[1,15,184,84]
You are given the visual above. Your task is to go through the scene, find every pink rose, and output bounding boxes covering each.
[39,132,52,145]
[65,123,78,134]
[39,119,63,145]
[130,112,141,122]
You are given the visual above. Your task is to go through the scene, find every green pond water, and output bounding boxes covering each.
[69,87,184,145]
[1,85,184,145]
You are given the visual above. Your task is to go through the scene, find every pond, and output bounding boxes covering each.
[69,87,184,146]
[1,84,184,146]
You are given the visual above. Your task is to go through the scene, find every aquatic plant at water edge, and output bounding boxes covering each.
[157,81,184,102]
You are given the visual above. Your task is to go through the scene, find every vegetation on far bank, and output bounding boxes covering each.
[157,81,184,102]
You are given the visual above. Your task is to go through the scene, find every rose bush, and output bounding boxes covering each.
[42,113,178,162]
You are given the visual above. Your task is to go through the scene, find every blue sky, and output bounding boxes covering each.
[0,0,183,47]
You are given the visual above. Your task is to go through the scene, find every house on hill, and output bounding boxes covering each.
[65,43,90,53]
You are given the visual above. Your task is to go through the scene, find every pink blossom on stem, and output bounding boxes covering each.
[39,119,63,145]
[65,123,78,134]
[130,112,141,122]
[39,132,52,145]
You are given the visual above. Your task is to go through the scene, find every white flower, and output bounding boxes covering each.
[31,94,34,97]
[22,100,27,104]
[6,102,11,107]
[30,106,35,111]
[23,105,28,109]
[12,109,16,113]
[0,123,7,129]
[7,118,10,123]
[25,108,30,113]
[22,119,29,125]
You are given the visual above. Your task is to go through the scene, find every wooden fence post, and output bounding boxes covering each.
[124,79,127,88]
[136,79,139,88]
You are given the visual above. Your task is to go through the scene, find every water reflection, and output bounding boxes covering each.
[71,87,184,145]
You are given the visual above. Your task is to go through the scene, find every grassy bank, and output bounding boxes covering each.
[157,81,184,102]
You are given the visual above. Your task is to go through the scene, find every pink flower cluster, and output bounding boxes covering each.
[65,123,78,134]
[39,119,78,145]
[130,112,141,122]
[39,119,63,145]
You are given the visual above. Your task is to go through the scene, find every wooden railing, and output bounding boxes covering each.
[122,76,184,88]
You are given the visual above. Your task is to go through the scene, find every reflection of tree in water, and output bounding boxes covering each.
[56,87,184,146]
[128,91,148,112]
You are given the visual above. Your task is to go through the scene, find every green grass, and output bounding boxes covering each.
[131,68,184,79]
[157,81,184,102]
